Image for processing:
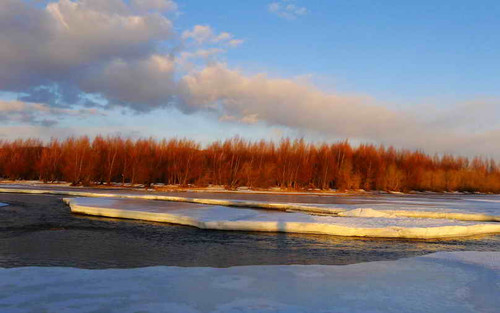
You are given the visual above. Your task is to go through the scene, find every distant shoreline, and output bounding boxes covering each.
[2,137,499,194]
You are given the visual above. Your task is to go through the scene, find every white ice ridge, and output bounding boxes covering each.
[1,187,499,222]
[65,197,500,239]
[1,251,498,313]
[338,208,500,222]
[466,198,500,203]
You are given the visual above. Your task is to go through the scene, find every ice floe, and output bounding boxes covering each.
[0,251,498,313]
[65,197,500,239]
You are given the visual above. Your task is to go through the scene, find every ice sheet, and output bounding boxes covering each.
[2,187,499,221]
[65,197,500,239]
[0,188,343,214]
[423,251,500,271]
[0,251,498,313]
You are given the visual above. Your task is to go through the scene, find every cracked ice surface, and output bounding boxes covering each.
[0,252,498,313]
[65,197,500,239]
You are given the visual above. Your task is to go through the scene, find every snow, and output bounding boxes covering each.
[0,251,498,313]
[65,197,500,239]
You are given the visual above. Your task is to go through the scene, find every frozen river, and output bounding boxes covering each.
[0,187,499,312]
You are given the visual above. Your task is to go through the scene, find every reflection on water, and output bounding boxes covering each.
[0,192,498,269]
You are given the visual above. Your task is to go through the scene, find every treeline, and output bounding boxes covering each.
[0,136,499,193]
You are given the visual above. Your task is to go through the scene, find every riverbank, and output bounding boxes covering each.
[1,180,493,196]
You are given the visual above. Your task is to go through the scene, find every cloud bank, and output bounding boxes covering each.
[0,0,499,158]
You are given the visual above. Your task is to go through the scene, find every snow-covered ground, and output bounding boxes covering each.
[65,197,500,239]
[1,251,498,313]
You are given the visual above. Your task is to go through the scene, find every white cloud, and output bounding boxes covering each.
[178,25,243,70]
[131,0,178,13]
[0,0,177,110]
[0,0,173,89]
[180,64,403,138]
[180,64,500,158]
[228,39,244,47]
[178,48,225,65]
[80,54,177,111]
[182,25,243,46]
[268,1,308,19]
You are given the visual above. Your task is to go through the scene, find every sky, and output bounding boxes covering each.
[1,0,499,158]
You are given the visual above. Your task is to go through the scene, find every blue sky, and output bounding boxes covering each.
[178,1,500,98]
[1,0,499,157]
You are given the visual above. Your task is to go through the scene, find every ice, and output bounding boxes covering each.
[65,197,500,239]
[466,198,500,203]
[338,208,395,217]
[339,207,500,222]
[0,188,343,214]
[2,187,500,221]
[330,195,500,221]
[423,251,500,271]
[0,251,498,313]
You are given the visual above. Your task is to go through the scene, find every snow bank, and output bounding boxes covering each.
[1,251,498,313]
[65,197,500,239]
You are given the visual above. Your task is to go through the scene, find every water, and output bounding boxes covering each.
[0,191,498,268]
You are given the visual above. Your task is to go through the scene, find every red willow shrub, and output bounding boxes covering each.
[0,136,499,193]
